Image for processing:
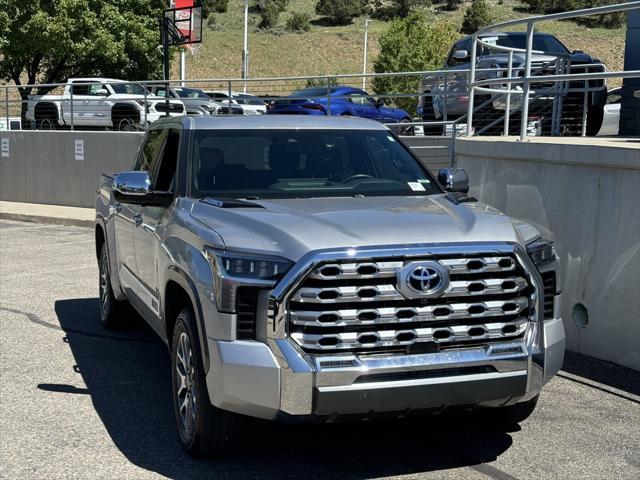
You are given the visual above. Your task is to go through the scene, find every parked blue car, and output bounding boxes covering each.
[267,86,412,129]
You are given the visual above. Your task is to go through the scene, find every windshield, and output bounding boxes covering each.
[234,94,265,105]
[174,87,210,99]
[191,129,440,199]
[480,34,569,54]
[110,83,150,95]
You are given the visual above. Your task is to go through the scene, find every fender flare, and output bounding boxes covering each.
[165,265,211,372]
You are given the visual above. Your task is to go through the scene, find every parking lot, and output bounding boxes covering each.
[1,218,639,480]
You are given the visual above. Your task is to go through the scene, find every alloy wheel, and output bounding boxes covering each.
[175,331,197,438]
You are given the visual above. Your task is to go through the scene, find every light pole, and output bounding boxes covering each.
[242,0,249,93]
[362,18,371,91]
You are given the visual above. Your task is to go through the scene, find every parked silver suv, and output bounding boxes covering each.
[95,116,565,456]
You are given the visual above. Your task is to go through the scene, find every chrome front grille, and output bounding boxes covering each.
[287,254,533,354]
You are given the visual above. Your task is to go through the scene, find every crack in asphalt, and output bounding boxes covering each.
[0,305,158,344]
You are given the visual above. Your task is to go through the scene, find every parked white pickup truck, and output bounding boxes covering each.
[26,78,186,130]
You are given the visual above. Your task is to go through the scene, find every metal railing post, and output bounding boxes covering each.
[443,71,448,136]
[227,80,232,115]
[326,84,332,116]
[4,88,9,130]
[466,33,478,137]
[581,76,589,136]
[504,51,513,136]
[69,87,74,131]
[451,122,457,167]
[144,87,148,128]
[520,21,534,141]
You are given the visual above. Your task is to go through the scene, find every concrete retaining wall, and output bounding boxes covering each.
[0,131,144,208]
[0,131,450,208]
[456,137,640,371]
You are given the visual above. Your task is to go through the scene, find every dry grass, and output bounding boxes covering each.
[182,0,626,89]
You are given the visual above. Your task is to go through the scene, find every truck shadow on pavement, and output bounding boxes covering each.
[51,297,517,480]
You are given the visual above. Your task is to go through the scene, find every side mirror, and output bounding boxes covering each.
[572,50,584,55]
[438,168,469,193]
[453,50,469,60]
[375,98,386,108]
[96,88,109,96]
[113,171,173,207]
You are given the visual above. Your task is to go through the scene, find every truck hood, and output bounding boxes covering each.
[188,195,532,262]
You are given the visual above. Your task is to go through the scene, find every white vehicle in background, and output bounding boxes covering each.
[26,78,186,130]
[147,85,218,115]
[204,90,268,115]
[597,87,621,136]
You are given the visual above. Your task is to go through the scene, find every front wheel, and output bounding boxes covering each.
[171,308,237,457]
[98,244,128,328]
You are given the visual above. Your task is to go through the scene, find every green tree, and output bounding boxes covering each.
[460,0,492,34]
[372,11,458,114]
[0,0,164,121]
[315,0,366,25]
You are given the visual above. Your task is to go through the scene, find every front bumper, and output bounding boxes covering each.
[205,316,565,420]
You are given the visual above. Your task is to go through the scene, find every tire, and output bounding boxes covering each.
[36,117,56,130]
[398,118,414,136]
[421,95,442,136]
[116,117,137,131]
[171,308,237,457]
[493,395,539,425]
[98,243,128,329]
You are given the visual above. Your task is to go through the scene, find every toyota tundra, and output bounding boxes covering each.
[95,115,565,456]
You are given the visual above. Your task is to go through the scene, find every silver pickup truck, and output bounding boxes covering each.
[95,115,565,456]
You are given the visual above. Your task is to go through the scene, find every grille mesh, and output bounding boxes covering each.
[288,254,533,354]
[236,287,259,340]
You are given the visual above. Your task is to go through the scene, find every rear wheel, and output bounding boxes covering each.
[116,117,136,131]
[36,117,56,130]
[171,308,237,457]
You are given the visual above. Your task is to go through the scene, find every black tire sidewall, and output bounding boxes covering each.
[99,245,113,324]
[171,308,209,450]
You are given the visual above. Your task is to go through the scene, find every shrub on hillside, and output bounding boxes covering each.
[305,76,338,87]
[372,11,458,114]
[315,0,366,25]
[445,0,464,11]
[389,1,432,18]
[254,0,289,30]
[460,0,492,34]
[199,0,228,18]
[286,12,311,32]
[522,0,626,28]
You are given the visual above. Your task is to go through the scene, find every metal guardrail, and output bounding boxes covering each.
[467,0,640,140]
[0,0,638,144]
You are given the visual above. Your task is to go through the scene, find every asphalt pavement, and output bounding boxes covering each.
[1,219,639,480]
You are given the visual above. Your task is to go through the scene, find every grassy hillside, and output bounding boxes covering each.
[182,0,626,91]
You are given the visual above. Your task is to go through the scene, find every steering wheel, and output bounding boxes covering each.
[343,174,374,183]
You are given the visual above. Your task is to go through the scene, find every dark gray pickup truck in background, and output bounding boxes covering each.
[95,115,565,456]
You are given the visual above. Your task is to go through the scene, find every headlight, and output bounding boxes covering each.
[134,100,150,113]
[527,239,558,269]
[204,248,293,312]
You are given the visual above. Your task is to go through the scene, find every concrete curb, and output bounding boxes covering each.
[0,212,93,228]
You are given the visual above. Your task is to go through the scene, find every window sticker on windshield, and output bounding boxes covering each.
[408,182,426,192]
[387,136,396,142]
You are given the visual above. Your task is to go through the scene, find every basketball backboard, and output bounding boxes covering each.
[163,5,202,46]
